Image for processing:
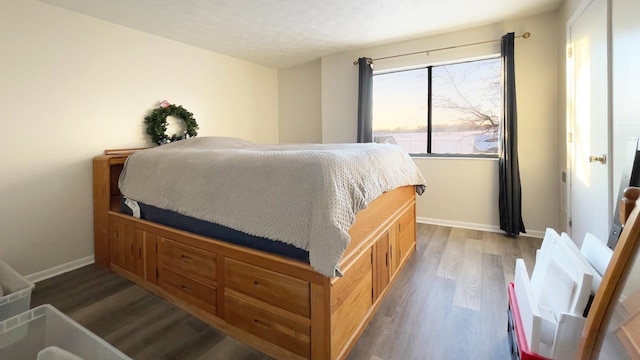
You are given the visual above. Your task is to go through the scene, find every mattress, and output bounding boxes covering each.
[121,197,309,262]
[118,136,426,276]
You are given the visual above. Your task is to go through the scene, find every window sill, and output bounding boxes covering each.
[410,153,498,160]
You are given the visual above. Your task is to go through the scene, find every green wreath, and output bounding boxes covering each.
[144,104,199,145]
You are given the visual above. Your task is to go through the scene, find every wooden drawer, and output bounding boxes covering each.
[397,204,416,263]
[225,292,310,359]
[159,238,216,287]
[160,268,216,314]
[224,258,310,318]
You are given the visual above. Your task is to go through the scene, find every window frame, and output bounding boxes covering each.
[372,55,501,159]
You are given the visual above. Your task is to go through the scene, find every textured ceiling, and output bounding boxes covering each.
[38,0,563,69]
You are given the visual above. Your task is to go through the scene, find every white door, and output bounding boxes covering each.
[567,0,611,246]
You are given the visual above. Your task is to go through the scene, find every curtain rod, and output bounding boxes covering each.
[352,32,530,65]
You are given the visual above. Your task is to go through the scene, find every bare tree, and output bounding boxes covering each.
[431,59,500,133]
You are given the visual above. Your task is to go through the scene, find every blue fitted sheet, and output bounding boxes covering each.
[121,198,310,263]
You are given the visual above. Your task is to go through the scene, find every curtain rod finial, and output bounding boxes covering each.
[522,32,531,39]
[353,58,373,66]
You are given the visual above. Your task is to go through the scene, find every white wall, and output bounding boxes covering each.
[556,0,585,235]
[0,0,278,276]
[278,60,322,143]
[319,12,561,236]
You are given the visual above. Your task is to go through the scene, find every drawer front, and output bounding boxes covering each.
[160,268,216,314]
[159,238,216,287]
[397,204,416,262]
[225,292,310,358]
[109,220,137,273]
[224,258,310,318]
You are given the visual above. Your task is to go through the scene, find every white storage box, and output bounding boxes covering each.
[38,346,85,360]
[0,304,131,360]
[0,259,35,321]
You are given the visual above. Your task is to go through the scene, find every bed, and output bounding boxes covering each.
[93,137,426,360]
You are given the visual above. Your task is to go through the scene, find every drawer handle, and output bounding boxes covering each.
[181,254,192,261]
[180,285,192,294]
[254,318,270,328]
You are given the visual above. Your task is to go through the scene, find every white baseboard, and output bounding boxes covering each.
[417,217,544,239]
[26,255,95,283]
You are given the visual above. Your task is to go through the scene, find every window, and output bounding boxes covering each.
[372,57,501,156]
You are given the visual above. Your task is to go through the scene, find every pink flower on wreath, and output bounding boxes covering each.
[159,100,171,108]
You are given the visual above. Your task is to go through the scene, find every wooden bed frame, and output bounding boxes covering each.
[93,153,418,360]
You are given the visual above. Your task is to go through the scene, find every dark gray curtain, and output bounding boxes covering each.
[499,33,526,236]
[357,57,373,143]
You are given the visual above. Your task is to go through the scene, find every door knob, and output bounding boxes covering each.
[589,154,606,164]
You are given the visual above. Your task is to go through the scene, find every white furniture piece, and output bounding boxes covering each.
[511,228,611,360]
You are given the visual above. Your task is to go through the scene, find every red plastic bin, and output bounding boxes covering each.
[507,282,552,360]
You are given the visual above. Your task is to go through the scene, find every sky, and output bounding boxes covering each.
[372,57,501,132]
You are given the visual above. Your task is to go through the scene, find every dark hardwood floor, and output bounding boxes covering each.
[31,224,540,360]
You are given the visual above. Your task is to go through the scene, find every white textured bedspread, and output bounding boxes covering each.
[119,137,426,277]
